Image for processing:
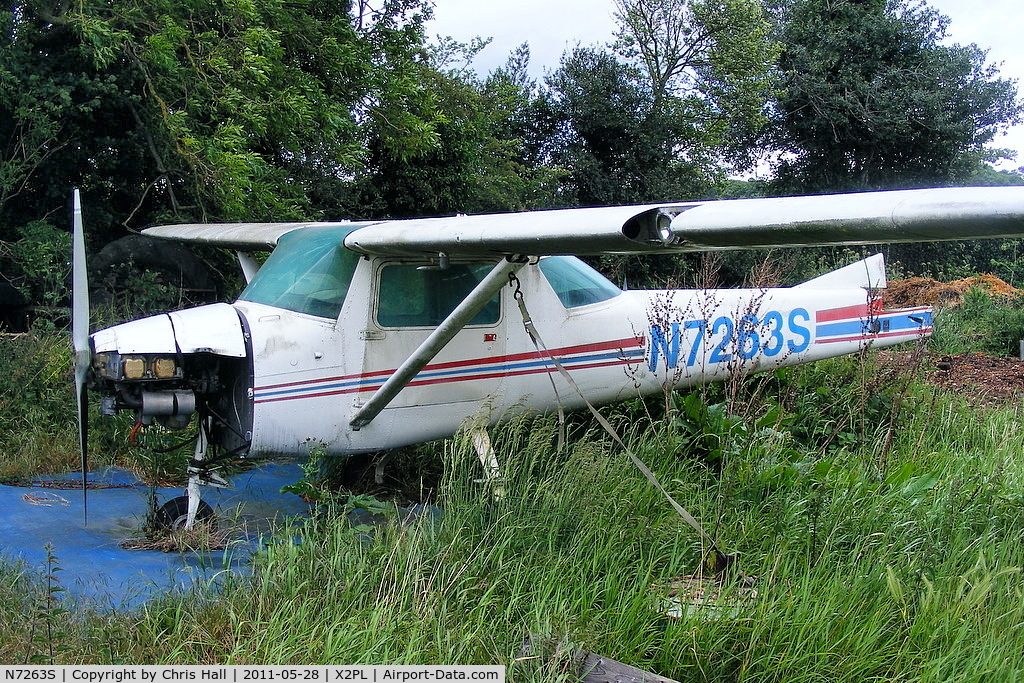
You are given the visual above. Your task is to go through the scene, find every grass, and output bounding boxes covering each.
[3,328,1024,678]
[0,332,83,480]
[929,288,1024,356]
[0,331,139,482]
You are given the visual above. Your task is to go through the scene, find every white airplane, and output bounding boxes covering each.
[71,187,1024,529]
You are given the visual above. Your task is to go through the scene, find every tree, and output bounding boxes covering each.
[0,0,441,243]
[613,0,780,169]
[544,47,722,207]
[0,1,144,240]
[538,0,778,209]
[0,0,451,314]
[770,0,1022,193]
[343,41,557,218]
[541,0,779,284]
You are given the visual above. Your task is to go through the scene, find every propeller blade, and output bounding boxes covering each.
[71,189,89,523]
[76,381,89,524]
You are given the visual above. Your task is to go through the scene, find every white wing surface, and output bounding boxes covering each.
[670,187,1024,250]
[142,221,367,249]
[142,187,1024,256]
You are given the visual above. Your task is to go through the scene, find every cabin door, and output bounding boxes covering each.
[357,259,508,410]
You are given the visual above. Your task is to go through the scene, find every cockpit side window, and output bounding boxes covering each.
[538,256,621,308]
[377,263,501,327]
[239,226,361,319]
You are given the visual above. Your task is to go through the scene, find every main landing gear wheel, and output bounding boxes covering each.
[155,496,217,531]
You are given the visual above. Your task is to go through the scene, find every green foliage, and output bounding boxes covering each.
[0,4,123,239]
[544,47,726,207]
[0,553,82,664]
[91,260,220,327]
[929,288,1024,356]
[770,0,1022,193]
[769,359,898,453]
[1,0,440,250]
[345,44,553,218]
[3,221,71,324]
[613,0,781,170]
[84,0,437,222]
[988,239,1024,289]
[0,331,131,482]
[0,332,77,480]
[6,370,1019,679]
[883,239,1005,281]
[671,390,796,466]
[25,544,70,664]
[1,350,1024,679]
[3,0,1023,311]
[278,439,382,507]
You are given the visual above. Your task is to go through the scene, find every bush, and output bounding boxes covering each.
[929,288,1024,356]
[0,222,72,330]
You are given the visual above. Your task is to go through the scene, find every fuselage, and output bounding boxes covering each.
[87,225,932,459]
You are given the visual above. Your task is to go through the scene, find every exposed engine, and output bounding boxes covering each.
[87,304,254,457]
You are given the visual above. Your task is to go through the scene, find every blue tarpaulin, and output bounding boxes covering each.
[0,462,310,611]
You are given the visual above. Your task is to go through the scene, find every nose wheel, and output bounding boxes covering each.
[165,415,230,531]
[155,496,217,531]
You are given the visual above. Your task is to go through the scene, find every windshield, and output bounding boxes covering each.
[239,225,363,319]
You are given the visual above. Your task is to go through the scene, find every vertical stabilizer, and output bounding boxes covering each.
[794,253,887,290]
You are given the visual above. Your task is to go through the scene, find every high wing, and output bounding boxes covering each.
[141,221,373,250]
[142,187,1024,255]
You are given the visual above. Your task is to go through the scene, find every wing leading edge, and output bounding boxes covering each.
[142,187,1024,256]
[142,221,372,250]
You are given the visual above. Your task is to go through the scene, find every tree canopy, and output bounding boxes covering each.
[769,0,1022,193]
[1,0,440,242]
[1,0,1023,304]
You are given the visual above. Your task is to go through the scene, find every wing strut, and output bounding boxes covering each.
[349,256,527,430]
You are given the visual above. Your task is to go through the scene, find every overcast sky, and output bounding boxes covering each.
[427,0,1024,173]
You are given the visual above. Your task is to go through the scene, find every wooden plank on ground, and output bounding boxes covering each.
[578,652,680,683]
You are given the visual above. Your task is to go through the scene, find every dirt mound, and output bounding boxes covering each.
[929,352,1024,402]
[881,351,1024,403]
[885,274,1021,308]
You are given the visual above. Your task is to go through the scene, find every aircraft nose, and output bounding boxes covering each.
[91,303,247,357]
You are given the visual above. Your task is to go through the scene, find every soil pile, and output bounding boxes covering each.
[885,274,1021,308]
[927,352,1024,402]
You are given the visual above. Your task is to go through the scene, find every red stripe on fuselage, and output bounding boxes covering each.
[816,303,870,323]
[254,356,640,404]
[254,336,645,392]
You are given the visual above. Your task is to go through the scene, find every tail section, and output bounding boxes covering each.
[814,303,932,347]
[795,253,886,290]
[795,254,932,351]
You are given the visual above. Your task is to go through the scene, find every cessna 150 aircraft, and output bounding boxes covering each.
[72,187,1024,528]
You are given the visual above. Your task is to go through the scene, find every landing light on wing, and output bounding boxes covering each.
[655,210,676,245]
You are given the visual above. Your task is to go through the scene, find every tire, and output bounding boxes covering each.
[155,496,217,531]
[90,234,218,311]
